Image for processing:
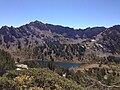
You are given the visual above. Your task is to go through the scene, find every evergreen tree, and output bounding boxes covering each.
[0,50,15,75]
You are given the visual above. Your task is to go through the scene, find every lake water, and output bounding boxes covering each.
[37,60,81,68]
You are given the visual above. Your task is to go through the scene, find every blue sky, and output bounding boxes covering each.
[0,0,120,29]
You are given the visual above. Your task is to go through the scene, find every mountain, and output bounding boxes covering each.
[0,20,106,44]
[0,20,119,62]
[0,20,106,47]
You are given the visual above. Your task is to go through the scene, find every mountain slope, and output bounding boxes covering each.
[81,25,120,60]
[96,25,120,54]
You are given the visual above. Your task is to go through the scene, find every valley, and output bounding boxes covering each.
[0,21,120,90]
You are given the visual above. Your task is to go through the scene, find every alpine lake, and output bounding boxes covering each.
[37,60,81,68]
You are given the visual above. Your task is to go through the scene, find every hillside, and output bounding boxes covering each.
[0,68,85,90]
